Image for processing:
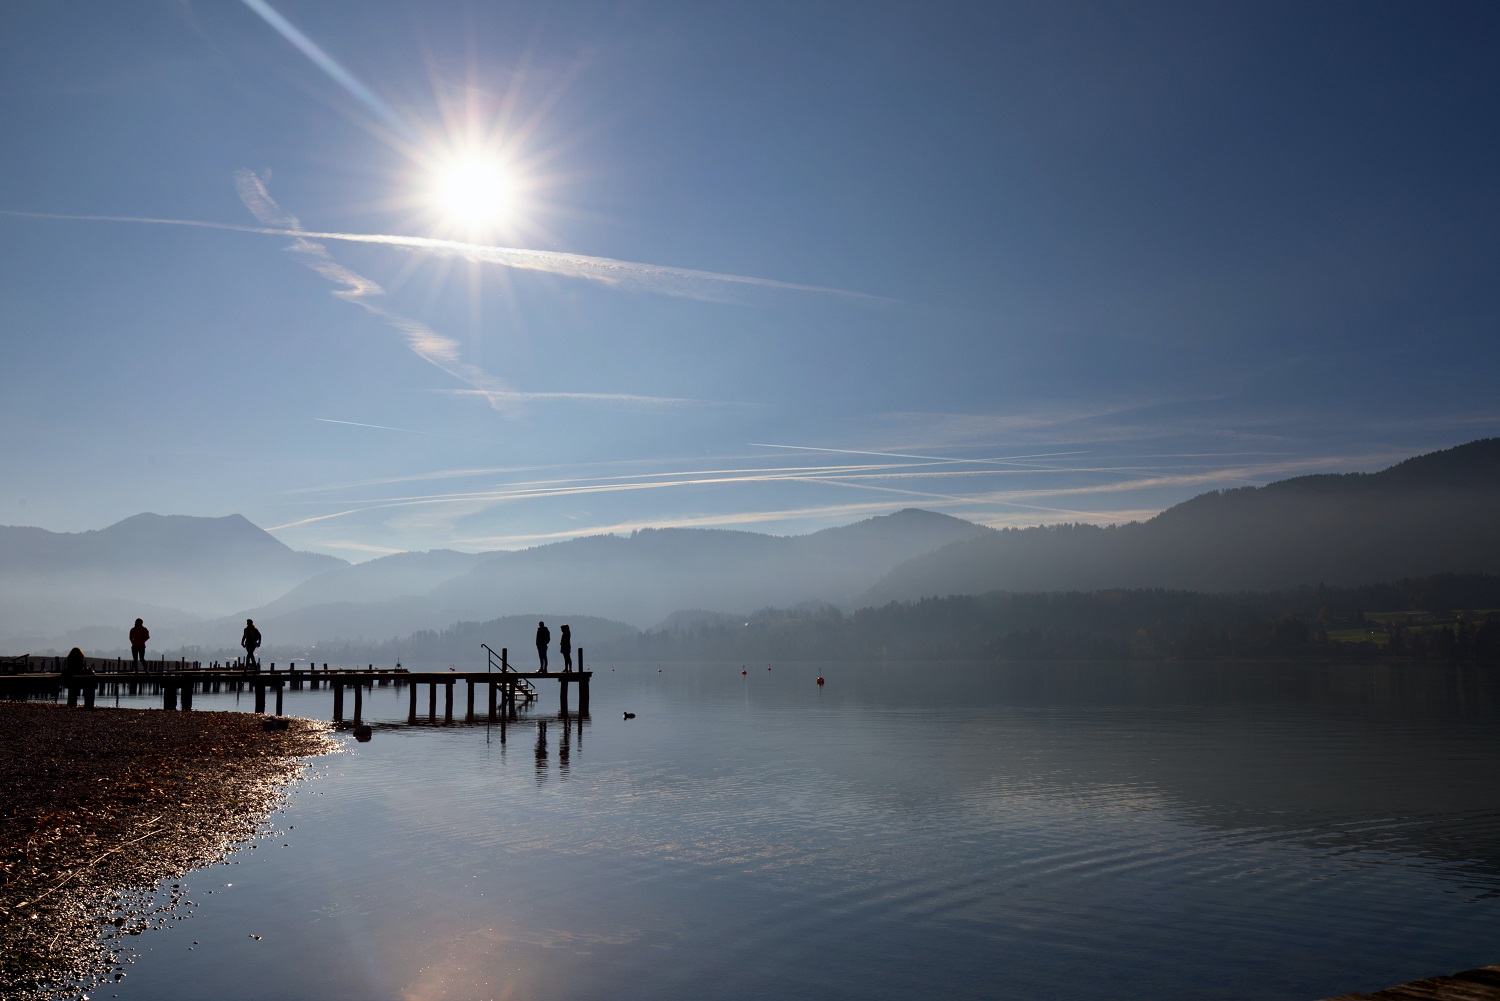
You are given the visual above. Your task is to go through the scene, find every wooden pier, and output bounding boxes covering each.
[0,646,592,724]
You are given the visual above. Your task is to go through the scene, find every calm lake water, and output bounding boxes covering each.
[85,661,1500,1001]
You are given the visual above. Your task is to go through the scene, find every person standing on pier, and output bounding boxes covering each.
[535,620,551,673]
[559,624,572,672]
[241,618,262,668]
[129,618,149,668]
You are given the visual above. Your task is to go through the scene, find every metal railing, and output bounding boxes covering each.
[480,643,537,700]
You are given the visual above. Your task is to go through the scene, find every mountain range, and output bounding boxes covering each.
[2,439,1497,655]
[862,438,1500,604]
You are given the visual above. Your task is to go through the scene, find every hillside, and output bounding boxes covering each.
[0,513,344,645]
[863,439,1500,603]
[425,508,993,627]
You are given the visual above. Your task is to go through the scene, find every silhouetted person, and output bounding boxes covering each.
[242,618,262,667]
[559,624,572,672]
[535,620,550,673]
[129,618,149,669]
[62,647,90,677]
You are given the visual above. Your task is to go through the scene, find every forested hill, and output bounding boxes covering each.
[588,574,1500,664]
[864,439,1500,603]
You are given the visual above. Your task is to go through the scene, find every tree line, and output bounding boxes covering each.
[585,574,1500,663]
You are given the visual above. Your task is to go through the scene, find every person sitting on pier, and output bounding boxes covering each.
[559,624,572,672]
[241,618,262,668]
[535,620,550,673]
[129,618,149,668]
[61,646,91,677]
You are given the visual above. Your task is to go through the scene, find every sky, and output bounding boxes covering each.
[2,1,1498,561]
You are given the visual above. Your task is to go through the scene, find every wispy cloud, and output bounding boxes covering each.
[265,442,1410,548]
[449,501,929,548]
[441,388,754,409]
[0,207,888,304]
[320,539,409,557]
[234,170,522,411]
[316,417,461,437]
[749,442,1091,467]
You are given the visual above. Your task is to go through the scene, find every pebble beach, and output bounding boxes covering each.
[0,701,334,998]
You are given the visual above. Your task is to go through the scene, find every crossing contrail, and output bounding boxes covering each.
[0,207,889,304]
[239,0,416,141]
[748,443,1090,466]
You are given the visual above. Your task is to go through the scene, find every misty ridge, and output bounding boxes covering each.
[2,438,1497,661]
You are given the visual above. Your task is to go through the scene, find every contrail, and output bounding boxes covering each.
[0,208,888,304]
[233,171,522,411]
[315,418,456,437]
[239,0,416,141]
[748,443,1090,466]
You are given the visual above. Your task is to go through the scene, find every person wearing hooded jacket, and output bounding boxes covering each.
[129,618,149,668]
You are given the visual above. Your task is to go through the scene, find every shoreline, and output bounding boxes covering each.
[0,702,335,998]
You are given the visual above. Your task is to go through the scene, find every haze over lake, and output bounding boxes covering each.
[84,660,1500,1001]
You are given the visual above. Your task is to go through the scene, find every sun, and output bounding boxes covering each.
[429,153,519,235]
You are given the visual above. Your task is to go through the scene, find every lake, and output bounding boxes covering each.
[85,660,1500,1000]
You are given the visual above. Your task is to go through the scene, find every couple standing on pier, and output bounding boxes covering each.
[535,621,571,673]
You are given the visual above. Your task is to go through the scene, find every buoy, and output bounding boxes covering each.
[816,676,824,686]
[353,724,373,741]
[741,670,747,676]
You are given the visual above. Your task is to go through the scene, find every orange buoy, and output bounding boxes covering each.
[816,676,825,686]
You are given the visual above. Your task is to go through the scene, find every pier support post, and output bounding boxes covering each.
[333,681,344,722]
[353,682,363,724]
[164,682,178,711]
[408,680,418,724]
[253,684,266,714]
[275,681,284,716]
[488,681,497,721]
[83,680,97,710]
[560,677,570,716]
[180,681,192,711]
[579,650,589,716]
[467,680,476,720]
[444,680,454,723]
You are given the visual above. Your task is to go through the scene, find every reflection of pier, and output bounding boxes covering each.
[0,663,591,723]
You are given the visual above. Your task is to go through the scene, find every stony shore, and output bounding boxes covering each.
[0,701,335,998]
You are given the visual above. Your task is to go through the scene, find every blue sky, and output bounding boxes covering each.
[2,1,1497,559]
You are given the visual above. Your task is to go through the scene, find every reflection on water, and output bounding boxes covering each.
[93,662,1500,1001]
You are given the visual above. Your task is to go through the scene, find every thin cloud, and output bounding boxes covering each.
[450,501,927,548]
[441,388,754,409]
[269,449,1384,538]
[316,417,458,437]
[234,170,521,411]
[314,417,512,444]
[320,539,408,557]
[0,207,889,304]
[749,442,1091,466]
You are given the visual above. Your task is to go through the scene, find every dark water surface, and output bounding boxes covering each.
[97,661,1500,1000]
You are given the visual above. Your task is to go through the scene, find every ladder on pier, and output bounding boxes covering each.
[481,643,537,702]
